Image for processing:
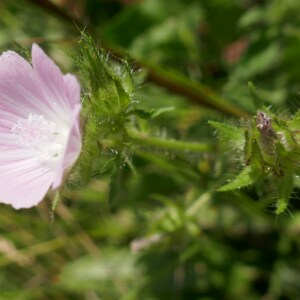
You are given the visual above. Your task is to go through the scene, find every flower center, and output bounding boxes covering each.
[11,113,67,161]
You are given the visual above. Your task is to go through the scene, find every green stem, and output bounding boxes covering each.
[129,131,213,152]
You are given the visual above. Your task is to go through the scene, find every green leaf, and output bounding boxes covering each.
[209,120,244,148]
[218,165,261,192]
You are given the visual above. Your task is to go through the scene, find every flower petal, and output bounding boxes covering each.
[63,74,81,107]
[31,44,74,120]
[52,103,82,189]
[0,50,72,126]
[0,157,55,209]
[0,51,57,122]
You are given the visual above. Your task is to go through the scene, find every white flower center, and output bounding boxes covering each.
[11,113,68,162]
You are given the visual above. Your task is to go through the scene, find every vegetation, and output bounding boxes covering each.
[1,0,300,299]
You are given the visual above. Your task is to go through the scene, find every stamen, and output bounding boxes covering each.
[11,113,67,161]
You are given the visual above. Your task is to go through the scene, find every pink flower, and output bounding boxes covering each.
[0,44,82,209]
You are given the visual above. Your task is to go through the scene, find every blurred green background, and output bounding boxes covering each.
[1,0,300,299]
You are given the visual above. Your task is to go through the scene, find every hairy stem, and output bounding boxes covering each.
[129,130,213,152]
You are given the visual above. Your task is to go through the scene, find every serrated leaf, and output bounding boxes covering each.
[218,165,261,192]
[209,121,244,147]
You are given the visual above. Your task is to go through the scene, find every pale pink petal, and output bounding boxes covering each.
[0,50,67,124]
[31,44,73,119]
[63,74,81,106]
[0,157,55,209]
[52,104,82,189]
[0,51,57,121]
